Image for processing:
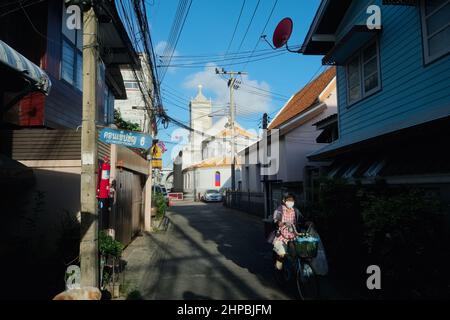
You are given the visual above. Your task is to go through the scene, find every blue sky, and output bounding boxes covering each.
[147,0,324,166]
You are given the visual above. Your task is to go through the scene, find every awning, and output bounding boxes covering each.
[308,104,450,161]
[0,39,51,95]
[322,25,381,65]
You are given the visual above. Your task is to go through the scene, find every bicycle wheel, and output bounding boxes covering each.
[296,259,319,300]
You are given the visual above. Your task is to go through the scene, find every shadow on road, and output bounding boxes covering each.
[140,202,294,300]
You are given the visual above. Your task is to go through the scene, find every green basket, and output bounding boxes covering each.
[295,236,319,258]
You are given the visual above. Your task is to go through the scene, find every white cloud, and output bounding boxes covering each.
[183,63,273,116]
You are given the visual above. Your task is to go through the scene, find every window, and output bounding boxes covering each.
[364,160,386,177]
[61,6,83,90]
[421,0,450,63]
[124,81,140,90]
[346,40,381,105]
[342,162,361,179]
[215,171,221,187]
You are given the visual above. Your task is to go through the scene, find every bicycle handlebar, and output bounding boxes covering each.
[278,222,314,240]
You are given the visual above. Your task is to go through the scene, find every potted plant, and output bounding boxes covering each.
[99,231,124,298]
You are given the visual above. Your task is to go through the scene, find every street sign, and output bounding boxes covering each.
[99,128,153,149]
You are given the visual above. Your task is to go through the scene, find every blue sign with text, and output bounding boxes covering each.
[99,128,153,149]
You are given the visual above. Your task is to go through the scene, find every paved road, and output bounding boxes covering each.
[122,201,293,300]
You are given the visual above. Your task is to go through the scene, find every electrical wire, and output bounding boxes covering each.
[159,46,299,60]
[0,0,45,18]
[234,0,261,56]
[224,0,246,56]
[242,0,279,71]
[158,47,292,66]
[159,0,193,83]
[158,51,288,68]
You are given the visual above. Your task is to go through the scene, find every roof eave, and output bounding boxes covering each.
[301,0,353,55]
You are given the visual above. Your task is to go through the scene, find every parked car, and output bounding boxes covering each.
[202,189,223,202]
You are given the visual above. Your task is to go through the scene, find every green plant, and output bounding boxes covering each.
[312,178,365,275]
[126,289,143,300]
[99,231,124,257]
[114,109,141,132]
[153,192,167,220]
[311,178,449,298]
[360,187,448,297]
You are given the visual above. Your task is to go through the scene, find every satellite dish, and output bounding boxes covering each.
[273,18,293,49]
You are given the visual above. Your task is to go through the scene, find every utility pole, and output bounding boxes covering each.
[80,4,99,288]
[262,113,268,130]
[215,68,247,191]
[261,113,269,219]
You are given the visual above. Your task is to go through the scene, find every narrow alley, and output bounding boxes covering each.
[122,201,292,300]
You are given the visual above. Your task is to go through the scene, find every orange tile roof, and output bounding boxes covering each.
[217,126,256,139]
[268,67,336,130]
[184,156,241,170]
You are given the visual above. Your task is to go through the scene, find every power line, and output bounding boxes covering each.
[158,47,291,66]
[160,0,193,83]
[159,46,299,59]
[240,82,289,99]
[234,0,261,56]
[0,0,45,18]
[224,0,246,56]
[242,0,279,71]
[158,51,288,68]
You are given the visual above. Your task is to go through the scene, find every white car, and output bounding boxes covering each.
[202,189,223,202]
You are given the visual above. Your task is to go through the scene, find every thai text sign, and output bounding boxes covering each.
[99,128,152,150]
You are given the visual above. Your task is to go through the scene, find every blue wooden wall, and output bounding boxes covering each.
[334,0,450,141]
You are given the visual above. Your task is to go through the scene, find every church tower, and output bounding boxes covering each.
[189,85,212,164]
[190,85,212,131]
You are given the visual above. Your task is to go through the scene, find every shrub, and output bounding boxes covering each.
[153,192,167,220]
[99,231,124,258]
[311,177,450,298]
[360,187,448,298]
[311,178,366,281]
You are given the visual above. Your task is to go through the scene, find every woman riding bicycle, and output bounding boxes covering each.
[272,193,311,270]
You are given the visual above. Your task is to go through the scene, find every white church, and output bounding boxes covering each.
[182,85,258,198]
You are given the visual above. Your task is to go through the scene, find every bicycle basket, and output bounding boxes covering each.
[295,236,319,258]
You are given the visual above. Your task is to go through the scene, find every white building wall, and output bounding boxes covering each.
[239,144,263,193]
[115,70,147,128]
[240,83,338,186]
[183,166,242,195]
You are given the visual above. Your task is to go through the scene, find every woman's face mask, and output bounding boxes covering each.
[285,201,295,209]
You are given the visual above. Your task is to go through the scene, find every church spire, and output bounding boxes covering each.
[193,84,207,102]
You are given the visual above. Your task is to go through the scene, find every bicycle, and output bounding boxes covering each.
[273,223,319,300]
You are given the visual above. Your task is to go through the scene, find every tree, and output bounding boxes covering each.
[114,109,141,131]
